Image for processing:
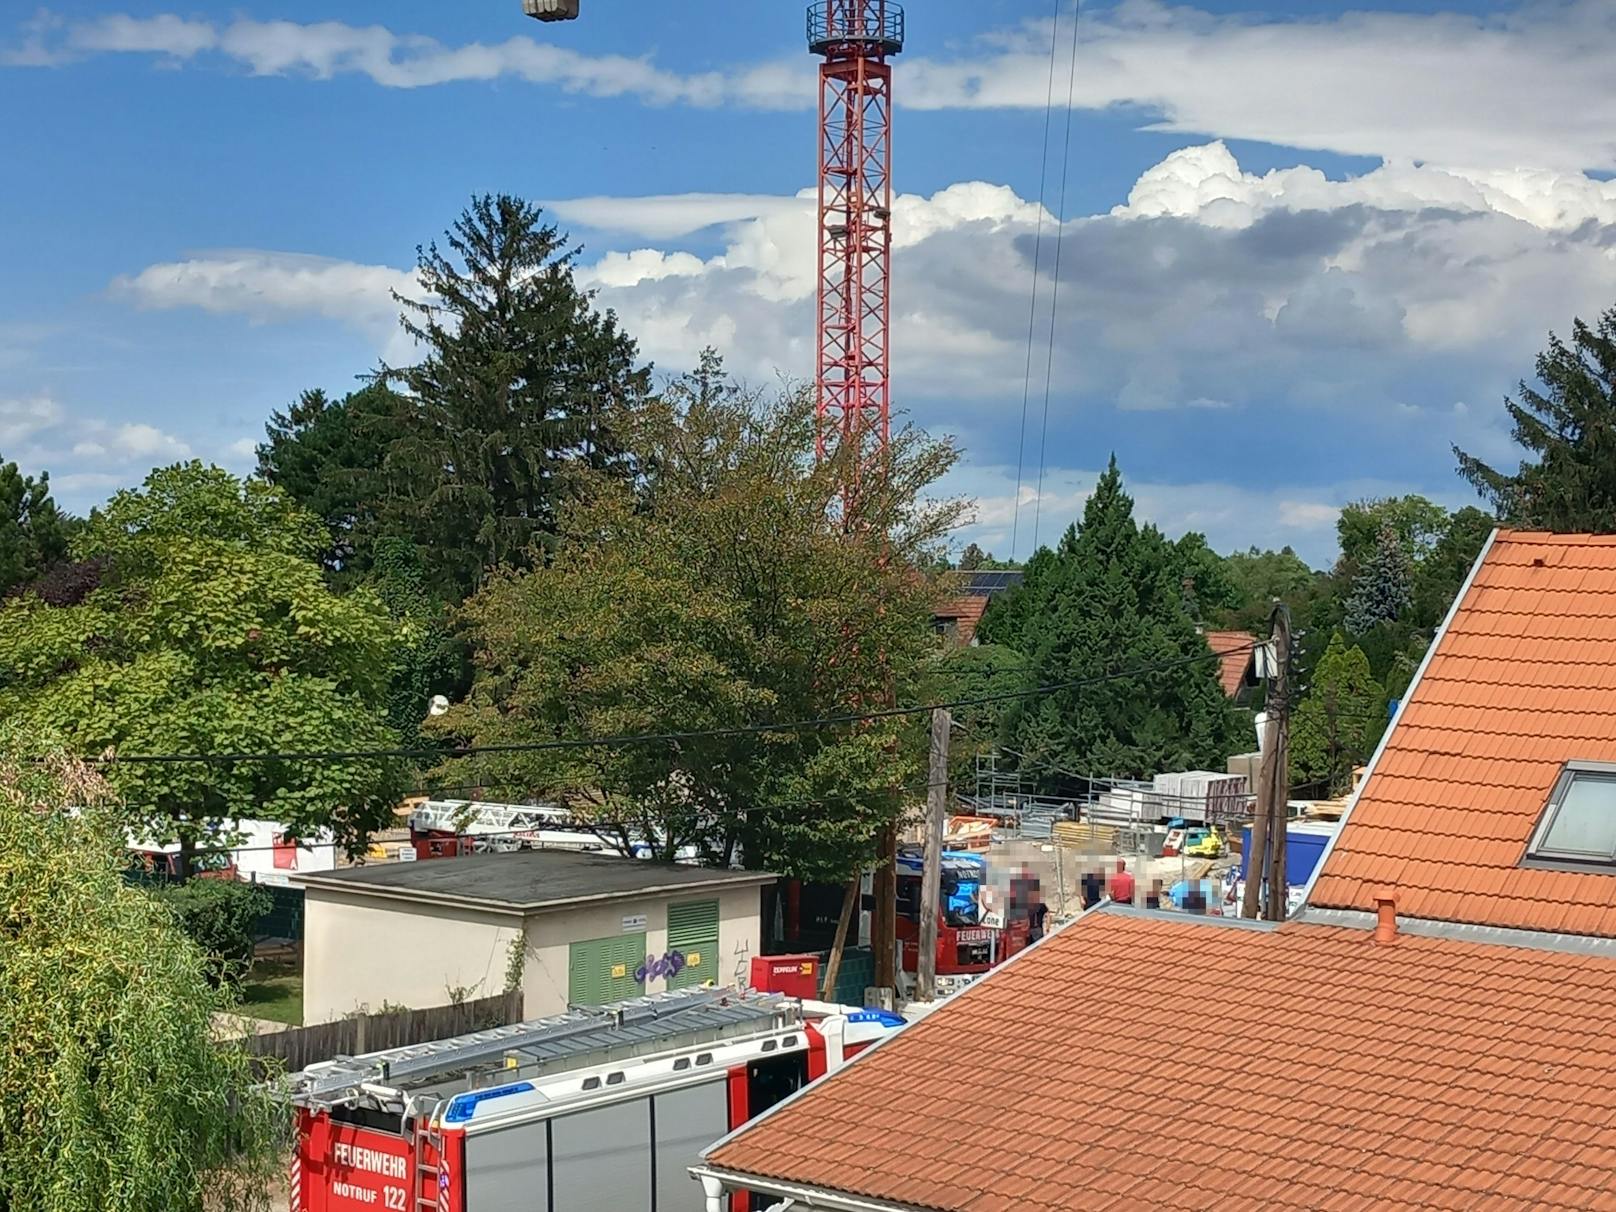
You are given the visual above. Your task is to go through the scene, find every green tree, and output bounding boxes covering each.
[979,458,1243,785]
[0,753,283,1211]
[1344,521,1414,635]
[257,383,402,581]
[0,460,75,596]
[438,363,962,881]
[957,542,987,572]
[1411,505,1495,629]
[367,536,468,749]
[1457,305,1616,530]
[1172,531,1240,621]
[1336,495,1449,573]
[927,643,1032,788]
[0,464,406,871]
[1290,634,1385,795]
[382,194,652,595]
[150,877,273,988]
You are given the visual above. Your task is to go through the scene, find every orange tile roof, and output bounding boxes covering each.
[1205,629,1256,696]
[934,596,989,644]
[707,910,1616,1210]
[1311,531,1616,936]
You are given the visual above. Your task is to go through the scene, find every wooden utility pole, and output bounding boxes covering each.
[871,825,897,994]
[1241,714,1272,921]
[917,708,951,1001]
[1263,606,1293,921]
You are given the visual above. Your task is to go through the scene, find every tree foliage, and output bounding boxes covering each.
[1337,495,1449,573]
[0,753,283,1212]
[257,383,401,582]
[0,464,406,866]
[438,360,962,881]
[149,877,273,988]
[978,458,1243,785]
[380,194,652,595]
[0,460,75,598]
[1290,634,1385,795]
[1457,304,1616,531]
[1344,521,1414,635]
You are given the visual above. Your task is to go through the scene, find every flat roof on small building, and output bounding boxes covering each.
[296,850,776,915]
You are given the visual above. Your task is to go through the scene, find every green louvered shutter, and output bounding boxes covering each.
[666,899,720,990]
[568,933,646,1006]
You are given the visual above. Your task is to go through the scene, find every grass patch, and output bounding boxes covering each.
[240,958,303,1026]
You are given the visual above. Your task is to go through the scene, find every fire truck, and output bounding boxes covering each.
[892,845,1030,988]
[407,800,698,864]
[289,986,903,1212]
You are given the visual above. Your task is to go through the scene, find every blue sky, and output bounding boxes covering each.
[4,0,1616,565]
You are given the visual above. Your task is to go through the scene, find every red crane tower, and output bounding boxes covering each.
[807,2,904,515]
[808,2,905,995]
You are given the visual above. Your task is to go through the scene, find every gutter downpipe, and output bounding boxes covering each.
[1290,528,1500,919]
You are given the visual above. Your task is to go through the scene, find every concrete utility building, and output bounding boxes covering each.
[296,851,775,1023]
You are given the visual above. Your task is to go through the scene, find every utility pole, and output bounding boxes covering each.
[1263,606,1293,921]
[917,709,951,1001]
[1243,604,1292,920]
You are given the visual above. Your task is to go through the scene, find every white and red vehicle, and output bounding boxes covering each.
[289,987,904,1212]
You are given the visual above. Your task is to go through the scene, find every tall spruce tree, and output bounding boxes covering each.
[979,458,1242,785]
[1456,304,1616,531]
[383,194,651,595]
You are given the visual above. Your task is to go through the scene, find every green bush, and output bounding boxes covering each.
[150,878,272,987]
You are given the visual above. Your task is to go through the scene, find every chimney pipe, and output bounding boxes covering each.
[1372,892,1398,944]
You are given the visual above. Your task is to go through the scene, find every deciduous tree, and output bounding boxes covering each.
[0,753,283,1212]
[1290,634,1385,795]
[0,464,406,869]
[438,362,962,881]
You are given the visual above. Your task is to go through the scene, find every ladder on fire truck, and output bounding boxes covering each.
[291,987,778,1109]
[408,799,573,836]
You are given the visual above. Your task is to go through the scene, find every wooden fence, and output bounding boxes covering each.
[243,989,523,1074]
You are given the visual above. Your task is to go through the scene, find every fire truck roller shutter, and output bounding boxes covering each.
[551,1098,652,1210]
[652,1080,729,1211]
[464,1117,548,1210]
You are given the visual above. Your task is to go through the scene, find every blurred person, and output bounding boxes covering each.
[1108,859,1135,906]
[1145,878,1165,910]
[1080,863,1105,910]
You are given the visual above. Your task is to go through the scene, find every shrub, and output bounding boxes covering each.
[151,878,273,987]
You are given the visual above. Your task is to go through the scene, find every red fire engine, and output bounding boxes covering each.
[289,987,903,1212]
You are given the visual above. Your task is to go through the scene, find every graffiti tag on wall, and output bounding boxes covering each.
[635,950,687,983]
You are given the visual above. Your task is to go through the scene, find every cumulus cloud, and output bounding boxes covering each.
[13,3,1616,168]
[102,143,1616,554]
[2,394,191,498]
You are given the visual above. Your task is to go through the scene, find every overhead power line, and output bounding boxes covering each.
[66,644,1251,768]
[1011,0,1066,560]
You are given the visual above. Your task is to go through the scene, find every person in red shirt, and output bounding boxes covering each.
[1108,859,1136,906]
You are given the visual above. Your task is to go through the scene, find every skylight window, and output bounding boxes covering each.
[1528,765,1616,865]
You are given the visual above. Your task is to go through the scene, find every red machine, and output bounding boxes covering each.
[289,988,904,1212]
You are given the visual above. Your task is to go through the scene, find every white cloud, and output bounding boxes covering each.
[14,3,1616,169]
[0,395,63,446]
[2,395,191,497]
[110,251,418,330]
